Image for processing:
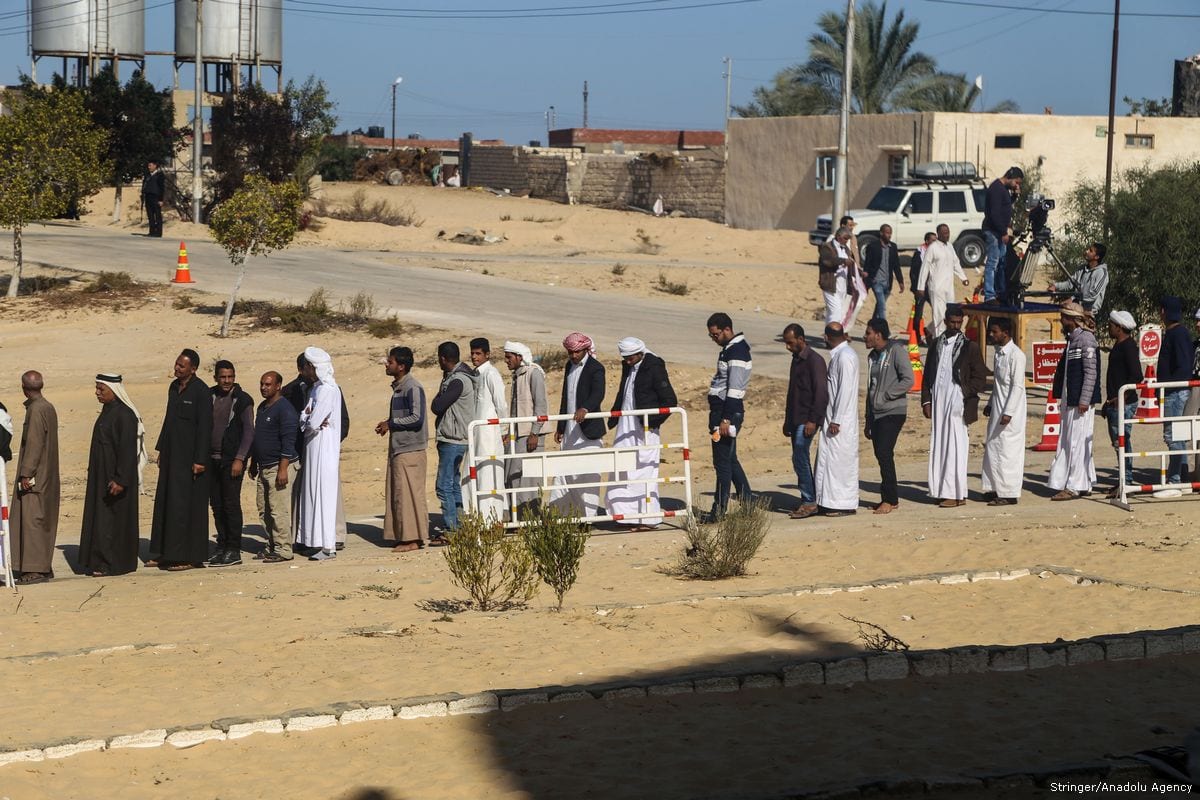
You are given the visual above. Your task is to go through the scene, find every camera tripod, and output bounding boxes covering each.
[1003,227,1081,309]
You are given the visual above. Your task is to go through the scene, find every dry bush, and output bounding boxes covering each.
[172,293,195,310]
[522,502,590,610]
[611,263,627,276]
[656,271,689,296]
[442,512,539,611]
[671,498,770,579]
[842,615,910,652]
[535,348,569,372]
[345,290,377,320]
[634,228,661,255]
[321,188,422,227]
[82,271,138,293]
[354,148,441,185]
[367,315,404,338]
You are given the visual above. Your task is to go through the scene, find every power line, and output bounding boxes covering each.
[286,0,678,13]
[284,0,765,20]
[922,0,1200,18]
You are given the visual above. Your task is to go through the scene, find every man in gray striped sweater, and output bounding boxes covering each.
[706,312,753,519]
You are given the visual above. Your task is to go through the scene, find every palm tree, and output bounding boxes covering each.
[910,73,1020,113]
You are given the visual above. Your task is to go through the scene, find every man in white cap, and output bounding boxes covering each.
[469,338,507,523]
[1102,309,1141,496]
[296,347,342,559]
[605,337,677,530]
[502,341,548,515]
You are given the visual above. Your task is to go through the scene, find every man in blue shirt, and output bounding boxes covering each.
[250,371,299,562]
[982,167,1023,304]
[1157,296,1194,484]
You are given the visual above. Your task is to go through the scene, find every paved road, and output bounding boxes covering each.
[17,223,804,379]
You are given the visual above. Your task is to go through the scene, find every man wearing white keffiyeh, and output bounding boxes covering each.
[296,347,343,560]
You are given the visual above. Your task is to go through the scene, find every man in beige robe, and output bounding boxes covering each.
[11,371,60,584]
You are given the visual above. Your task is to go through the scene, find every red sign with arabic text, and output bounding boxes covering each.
[1032,341,1066,385]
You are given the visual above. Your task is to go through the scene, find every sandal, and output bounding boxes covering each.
[145,560,159,568]
[261,553,291,563]
[16,572,50,585]
[788,505,818,519]
[166,563,197,572]
[629,524,660,532]
[1050,490,1079,501]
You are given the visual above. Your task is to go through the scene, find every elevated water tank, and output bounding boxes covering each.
[31,0,146,60]
[174,0,282,65]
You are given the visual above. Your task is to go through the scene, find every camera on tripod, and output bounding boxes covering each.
[1024,193,1056,245]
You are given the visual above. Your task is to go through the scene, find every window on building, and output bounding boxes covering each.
[888,154,909,182]
[994,134,1023,149]
[1125,134,1154,149]
[815,155,836,191]
[939,192,968,214]
[906,191,933,215]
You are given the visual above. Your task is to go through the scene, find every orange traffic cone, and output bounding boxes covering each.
[1135,364,1160,419]
[172,242,195,284]
[1032,390,1061,451]
[907,325,923,394]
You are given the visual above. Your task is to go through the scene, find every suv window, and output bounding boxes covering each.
[972,188,986,212]
[939,192,967,214]
[866,187,906,212]
[907,192,933,214]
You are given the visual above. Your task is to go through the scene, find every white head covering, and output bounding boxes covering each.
[303,346,336,385]
[1108,310,1136,332]
[617,337,649,357]
[503,341,533,364]
[96,372,149,491]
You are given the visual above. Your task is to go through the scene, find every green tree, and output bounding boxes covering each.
[83,67,183,222]
[906,73,1019,113]
[1123,96,1172,117]
[0,88,107,297]
[1059,163,1200,323]
[316,138,367,181]
[208,175,302,336]
[209,76,337,208]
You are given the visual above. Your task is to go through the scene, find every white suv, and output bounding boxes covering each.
[809,166,989,268]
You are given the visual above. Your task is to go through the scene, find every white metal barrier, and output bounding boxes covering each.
[0,458,14,590]
[465,406,693,528]
[1112,379,1200,510]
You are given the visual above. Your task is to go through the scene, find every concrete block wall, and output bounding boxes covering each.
[467,147,532,194]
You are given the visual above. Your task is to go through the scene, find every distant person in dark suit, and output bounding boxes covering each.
[141,160,165,238]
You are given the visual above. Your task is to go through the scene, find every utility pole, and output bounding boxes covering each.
[391,76,403,151]
[832,0,855,226]
[1103,0,1120,237]
[582,80,589,128]
[722,56,732,161]
[192,0,203,225]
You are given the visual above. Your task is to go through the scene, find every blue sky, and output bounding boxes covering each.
[1,0,1197,144]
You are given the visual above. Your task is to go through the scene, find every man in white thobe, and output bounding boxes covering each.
[605,337,678,529]
[469,338,508,523]
[917,224,970,340]
[981,318,1027,505]
[296,347,342,560]
[551,332,606,518]
[922,305,987,507]
[813,323,860,516]
[1048,303,1100,499]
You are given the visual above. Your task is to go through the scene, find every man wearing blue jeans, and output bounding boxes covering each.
[1103,310,1142,492]
[430,341,477,535]
[781,323,828,518]
[863,224,903,323]
[706,312,753,518]
[1158,297,1193,484]
[982,167,1023,303]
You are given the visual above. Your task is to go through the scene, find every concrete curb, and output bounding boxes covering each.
[4,623,1199,769]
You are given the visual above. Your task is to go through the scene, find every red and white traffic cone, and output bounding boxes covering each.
[1032,390,1061,452]
[1135,364,1160,419]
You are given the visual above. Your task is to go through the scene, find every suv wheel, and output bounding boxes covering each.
[856,233,878,265]
[955,233,985,268]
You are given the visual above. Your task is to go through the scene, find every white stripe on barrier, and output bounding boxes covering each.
[0,458,14,591]
[1113,379,1200,510]
[465,407,693,529]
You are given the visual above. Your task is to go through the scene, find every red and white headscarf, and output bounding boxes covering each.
[562,332,595,355]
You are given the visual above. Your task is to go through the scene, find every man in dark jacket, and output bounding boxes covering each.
[1049,303,1102,499]
[1103,310,1141,494]
[865,318,914,514]
[606,337,677,530]
[706,312,753,519]
[921,305,986,507]
[206,361,255,567]
[982,166,1023,303]
[551,332,606,518]
[909,232,936,344]
[781,323,827,518]
[1157,296,1194,484]
[149,349,212,570]
[862,225,904,323]
[141,160,166,238]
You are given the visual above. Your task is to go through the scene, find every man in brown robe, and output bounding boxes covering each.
[11,371,61,584]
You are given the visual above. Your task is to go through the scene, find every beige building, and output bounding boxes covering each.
[726,111,1200,232]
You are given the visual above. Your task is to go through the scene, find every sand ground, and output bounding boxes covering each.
[0,191,1193,798]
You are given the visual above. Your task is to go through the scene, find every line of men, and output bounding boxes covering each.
[780,295,1200,518]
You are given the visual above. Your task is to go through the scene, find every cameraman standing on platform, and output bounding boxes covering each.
[982,167,1024,305]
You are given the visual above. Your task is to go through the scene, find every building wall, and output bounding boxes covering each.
[726,111,1200,232]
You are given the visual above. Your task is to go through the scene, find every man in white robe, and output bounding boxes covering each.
[296,347,342,560]
[814,323,860,516]
[981,317,1027,505]
[605,337,677,529]
[1048,303,1100,499]
[468,338,508,523]
[551,332,606,518]
[916,224,970,340]
[922,305,986,507]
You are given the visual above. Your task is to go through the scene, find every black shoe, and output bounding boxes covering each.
[209,550,242,567]
[205,550,225,565]
[335,542,345,551]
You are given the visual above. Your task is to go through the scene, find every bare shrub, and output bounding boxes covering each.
[535,348,569,372]
[656,271,689,296]
[610,263,627,276]
[523,503,590,610]
[634,228,661,254]
[842,615,910,652]
[442,512,539,611]
[345,290,377,320]
[367,315,404,338]
[322,188,422,227]
[83,271,138,293]
[671,498,770,579]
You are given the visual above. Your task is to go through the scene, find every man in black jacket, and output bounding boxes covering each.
[207,361,255,566]
[909,232,935,344]
[551,332,606,518]
[863,224,904,323]
[781,323,827,518]
[1103,310,1141,495]
[606,337,677,530]
[141,160,165,238]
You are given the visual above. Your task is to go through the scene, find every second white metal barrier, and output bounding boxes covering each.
[1112,378,1200,510]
